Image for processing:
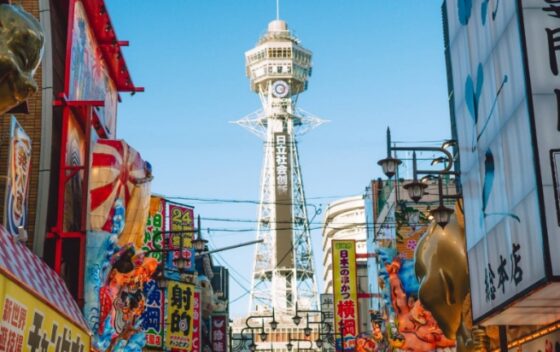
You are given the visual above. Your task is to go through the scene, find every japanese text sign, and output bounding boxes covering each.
[443,0,548,321]
[167,204,195,272]
[211,315,228,352]
[0,273,91,352]
[192,292,200,352]
[166,281,194,351]
[332,240,358,351]
[4,117,31,238]
[141,280,164,348]
[273,132,294,268]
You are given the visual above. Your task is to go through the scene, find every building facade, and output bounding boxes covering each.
[443,0,560,349]
[321,195,367,294]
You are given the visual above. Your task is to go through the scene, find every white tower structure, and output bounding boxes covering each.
[234,19,324,316]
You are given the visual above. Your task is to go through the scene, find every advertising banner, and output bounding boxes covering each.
[140,196,165,347]
[64,111,86,232]
[520,0,560,278]
[3,117,31,237]
[167,204,195,273]
[0,273,91,351]
[193,291,201,352]
[143,196,165,261]
[332,240,358,351]
[166,281,195,351]
[211,314,228,352]
[443,0,546,321]
[67,0,118,138]
[273,132,294,268]
[141,280,164,348]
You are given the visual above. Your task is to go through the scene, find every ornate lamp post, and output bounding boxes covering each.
[377,127,460,228]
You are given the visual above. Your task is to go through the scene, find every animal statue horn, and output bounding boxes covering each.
[415,200,490,351]
[0,3,44,114]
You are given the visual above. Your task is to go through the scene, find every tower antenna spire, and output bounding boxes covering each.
[276,0,280,20]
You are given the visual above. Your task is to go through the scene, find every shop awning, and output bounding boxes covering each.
[0,225,89,332]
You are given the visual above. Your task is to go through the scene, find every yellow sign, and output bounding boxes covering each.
[166,281,195,351]
[0,273,91,351]
[332,240,359,351]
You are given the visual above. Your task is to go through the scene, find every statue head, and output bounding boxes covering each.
[0,3,44,114]
[415,202,469,340]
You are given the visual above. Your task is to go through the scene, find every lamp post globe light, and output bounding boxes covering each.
[292,313,302,326]
[403,180,427,203]
[430,204,454,229]
[377,156,402,179]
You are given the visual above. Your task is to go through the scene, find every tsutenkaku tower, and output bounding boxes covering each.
[234,19,324,315]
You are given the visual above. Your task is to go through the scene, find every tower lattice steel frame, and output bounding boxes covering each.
[233,19,325,316]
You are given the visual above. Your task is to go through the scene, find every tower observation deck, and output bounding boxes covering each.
[234,19,324,319]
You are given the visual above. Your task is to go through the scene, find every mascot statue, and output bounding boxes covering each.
[415,201,491,351]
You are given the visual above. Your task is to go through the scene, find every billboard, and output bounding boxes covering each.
[167,204,195,273]
[211,314,228,352]
[332,240,358,351]
[274,132,294,268]
[166,281,195,351]
[141,196,165,348]
[141,280,164,348]
[443,0,547,321]
[67,0,118,138]
[0,273,91,351]
[3,117,31,237]
[64,111,86,232]
[193,291,201,352]
[520,0,560,277]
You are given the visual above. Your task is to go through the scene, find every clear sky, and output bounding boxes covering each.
[105,0,451,318]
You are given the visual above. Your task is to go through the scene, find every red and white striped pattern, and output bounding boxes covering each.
[0,225,89,331]
[89,139,146,232]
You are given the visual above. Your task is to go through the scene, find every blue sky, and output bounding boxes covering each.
[105,0,451,317]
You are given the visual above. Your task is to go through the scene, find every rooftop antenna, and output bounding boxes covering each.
[276,0,280,20]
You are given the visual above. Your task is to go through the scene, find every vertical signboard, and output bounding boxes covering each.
[167,204,195,273]
[192,291,201,352]
[166,281,195,351]
[520,0,560,277]
[64,111,86,232]
[443,0,546,321]
[141,196,165,347]
[274,132,294,268]
[332,240,358,351]
[67,0,118,138]
[141,280,164,348]
[4,117,31,237]
[211,314,228,352]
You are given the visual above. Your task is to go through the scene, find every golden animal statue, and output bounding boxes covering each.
[415,201,490,351]
[0,3,44,114]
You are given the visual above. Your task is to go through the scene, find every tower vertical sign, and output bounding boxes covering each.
[274,132,294,268]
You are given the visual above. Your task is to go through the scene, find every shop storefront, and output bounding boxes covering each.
[0,225,91,351]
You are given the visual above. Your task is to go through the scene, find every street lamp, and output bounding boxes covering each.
[292,302,302,326]
[192,215,208,253]
[377,127,460,227]
[286,332,313,351]
[303,314,312,337]
[403,151,428,203]
[430,177,455,228]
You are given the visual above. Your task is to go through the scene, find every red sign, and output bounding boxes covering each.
[211,315,228,352]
